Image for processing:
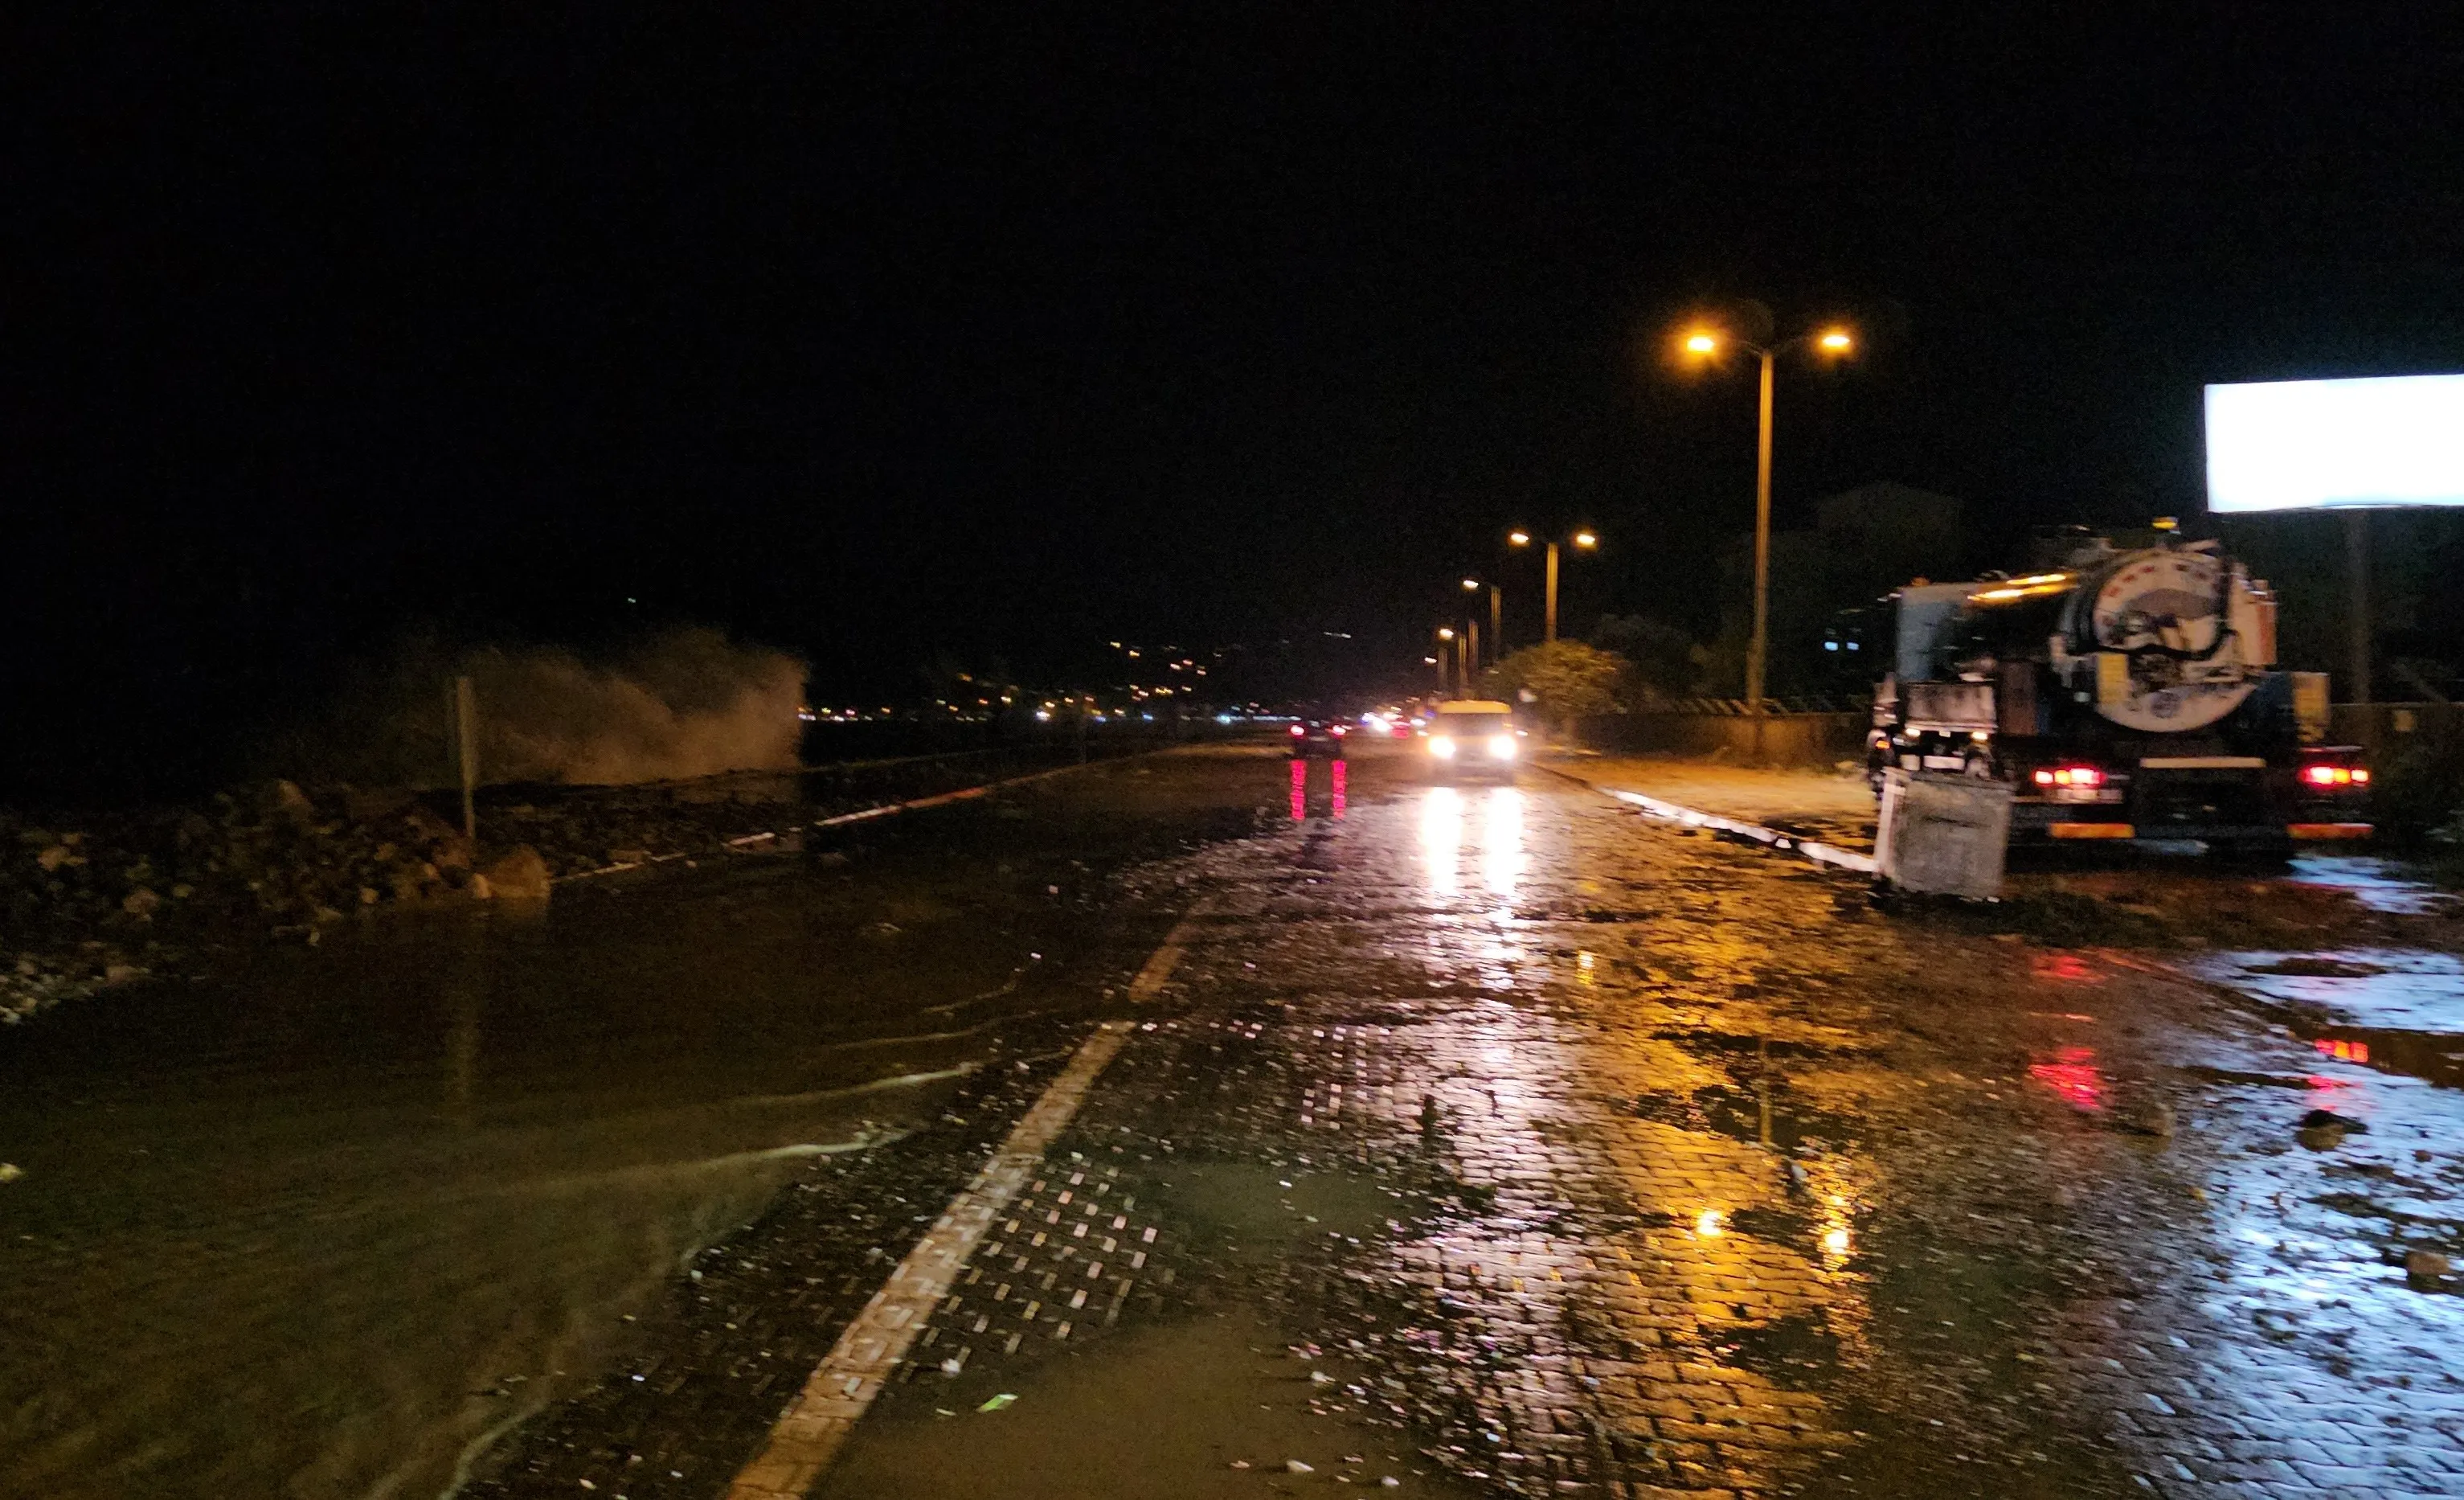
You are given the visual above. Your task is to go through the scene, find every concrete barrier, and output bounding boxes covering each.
[1573,712,1868,768]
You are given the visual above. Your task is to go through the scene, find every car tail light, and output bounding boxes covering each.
[1331,724,1348,736]
[2032,765,2104,787]
[2302,764,2368,787]
[1289,724,1305,737]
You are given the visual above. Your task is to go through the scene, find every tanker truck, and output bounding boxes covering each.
[1864,530,2372,856]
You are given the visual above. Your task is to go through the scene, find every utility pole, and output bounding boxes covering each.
[1467,619,1480,686]
[1488,584,1501,665]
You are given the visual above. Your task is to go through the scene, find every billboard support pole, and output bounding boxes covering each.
[2345,511,2372,707]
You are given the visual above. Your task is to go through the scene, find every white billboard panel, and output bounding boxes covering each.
[2205,374,2464,513]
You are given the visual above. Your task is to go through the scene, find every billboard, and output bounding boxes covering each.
[2206,374,2464,513]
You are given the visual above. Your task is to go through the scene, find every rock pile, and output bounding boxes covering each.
[0,777,804,1026]
[1,744,1103,1027]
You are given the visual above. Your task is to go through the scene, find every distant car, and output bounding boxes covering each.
[1421,699,1525,781]
[1287,717,1352,758]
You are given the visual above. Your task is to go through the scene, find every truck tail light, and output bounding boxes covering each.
[2032,765,2105,788]
[2302,764,2368,788]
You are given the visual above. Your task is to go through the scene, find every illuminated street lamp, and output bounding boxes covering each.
[1459,577,1497,672]
[1506,528,1598,644]
[1678,319,1856,714]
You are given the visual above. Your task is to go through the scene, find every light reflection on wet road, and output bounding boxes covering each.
[817,751,2464,1498]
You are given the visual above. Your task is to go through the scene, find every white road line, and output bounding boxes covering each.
[1124,901,1209,1002]
[723,911,1198,1499]
[562,751,1179,881]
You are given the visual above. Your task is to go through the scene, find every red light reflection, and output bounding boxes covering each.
[1290,759,1308,822]
[1330,759,1346,819]
[2312,1036,2370,1064]
[2028,1045,2106,1111]
[2029,953,2100,984]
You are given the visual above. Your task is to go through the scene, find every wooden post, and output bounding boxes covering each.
[454,675,479,842]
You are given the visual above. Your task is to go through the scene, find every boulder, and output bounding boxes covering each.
[261,780,318,825]
[478,846,552,902]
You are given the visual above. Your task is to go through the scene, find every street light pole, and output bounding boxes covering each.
[1544,542,1561,643]
[1488,584,1501,665]
[1680,322,1854,717]
[1460,579,1486,674]
[1508,530,1596,645]
[1748,348,1775,715]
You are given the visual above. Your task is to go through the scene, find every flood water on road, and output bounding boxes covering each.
[0,758,1249,1500]
[2190,946,2464,1089]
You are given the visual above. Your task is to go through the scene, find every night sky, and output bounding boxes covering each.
[10,10,2463,793]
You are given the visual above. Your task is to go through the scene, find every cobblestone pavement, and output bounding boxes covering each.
[477,749,2464,1499]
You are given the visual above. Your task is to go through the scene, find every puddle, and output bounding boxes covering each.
[816,1310,1483,1500]
[2191,948,2464,1088]
[2282,855,2459,915]
[1154,1160,1398,1261]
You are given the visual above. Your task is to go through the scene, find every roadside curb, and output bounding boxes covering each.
[1537,759,1879,875]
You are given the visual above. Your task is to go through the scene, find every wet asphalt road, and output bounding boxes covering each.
[11,743,2464,1498]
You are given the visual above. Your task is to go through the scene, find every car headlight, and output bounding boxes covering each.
[1429,736,1457,759]
[1489,734,1517,759]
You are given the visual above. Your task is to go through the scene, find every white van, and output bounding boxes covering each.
[1422,699,1526,781]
